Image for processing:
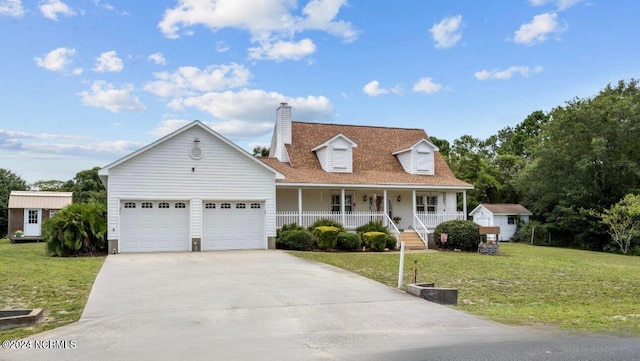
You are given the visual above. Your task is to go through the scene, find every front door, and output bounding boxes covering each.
[24,209,42,237]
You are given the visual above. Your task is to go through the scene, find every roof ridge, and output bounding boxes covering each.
[291,120,425,132]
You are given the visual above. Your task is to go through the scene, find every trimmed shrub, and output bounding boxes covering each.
[434,220,480,251]
[308,218,345,232]
[385,234,397,250]
[337,232,361,251]
[362,231,386,252]
[313,226,340,250]
[276,229,314,251]
[277,223,305,239]
[355,221,389,235]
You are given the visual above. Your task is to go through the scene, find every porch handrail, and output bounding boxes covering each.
[384,213,401,249]
[413,214,429,249]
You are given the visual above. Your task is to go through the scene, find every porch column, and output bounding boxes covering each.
[412,190,416,228]
[340,188,346,225]
[298,188,303,226]
[383,189,388,225]
[463,190,467,220]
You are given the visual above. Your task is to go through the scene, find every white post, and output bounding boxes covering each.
[412,190,416,229]
[341,188,346,226]
[398,242,406,288]
[383,189,388,225]
[462,190,467,220]
[298,188,303,226]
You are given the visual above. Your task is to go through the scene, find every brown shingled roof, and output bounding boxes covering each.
[261,121,472,188]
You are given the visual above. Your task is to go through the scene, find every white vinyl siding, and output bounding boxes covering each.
[105,126,276,249]
[313,135,355,173]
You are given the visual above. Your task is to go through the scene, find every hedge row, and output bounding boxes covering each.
[276,220,397,252]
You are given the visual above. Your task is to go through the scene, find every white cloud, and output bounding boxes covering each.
[39,0,76,21]
[216,41,230,53]
[0,0,24,16]
[514,12,565,45]
[150,119,273,139]
[144,63,251,97]
[412,77,443,94]
[248,38,316,61]
[34,47,77,72]
[528,0,583,11]
[79,81,146,113]
[429,15,463,49]
[171,88,333,123]
[363,80,387,97]
[148,52,167,65]
[474,65,544,80]
[158,0,358,61]
[93,51,124,72]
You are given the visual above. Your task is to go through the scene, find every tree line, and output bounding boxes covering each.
[433,79,640,254]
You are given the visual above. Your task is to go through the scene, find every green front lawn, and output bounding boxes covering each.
[0,238,105,340]
[290,243,640,336]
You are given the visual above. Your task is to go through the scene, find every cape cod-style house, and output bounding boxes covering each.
[99,103,472,253]
[261,103,473,248]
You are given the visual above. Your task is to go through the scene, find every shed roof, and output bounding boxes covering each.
[8,191,73,209]
[470,203,533,216]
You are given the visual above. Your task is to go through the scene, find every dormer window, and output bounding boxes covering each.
[393,139,439,175]
[311,133,357,173]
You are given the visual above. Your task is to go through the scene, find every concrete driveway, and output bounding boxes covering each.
[2,251,639,361]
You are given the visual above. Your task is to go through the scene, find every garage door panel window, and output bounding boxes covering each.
[175,202,186,208]
[124,202,136,208]
[251,203,261,209]
[205,203,216,209]
[158,202,170,209]
[236,203,246,209]
[221,203,231,209]
[142,202,153,208]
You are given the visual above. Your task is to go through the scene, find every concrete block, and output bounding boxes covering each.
[406,283,458,305]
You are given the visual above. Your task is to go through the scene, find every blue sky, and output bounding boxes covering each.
[1,0,638,184]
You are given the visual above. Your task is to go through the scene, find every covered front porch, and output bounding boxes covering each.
[275,186,468,247]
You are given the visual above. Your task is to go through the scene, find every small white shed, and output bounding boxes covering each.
[469,204,532,241]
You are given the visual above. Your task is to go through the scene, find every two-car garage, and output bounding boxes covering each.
[118,200,266,253]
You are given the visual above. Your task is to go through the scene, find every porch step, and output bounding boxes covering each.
[398,230,426,250]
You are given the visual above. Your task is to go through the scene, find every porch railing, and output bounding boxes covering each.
[415,211,465,228]
[413,214,429,249]
[384,214,400,248]
[276,211,385,229]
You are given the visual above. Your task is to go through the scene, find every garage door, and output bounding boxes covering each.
[202,201,264,250]
[120,201,190,252]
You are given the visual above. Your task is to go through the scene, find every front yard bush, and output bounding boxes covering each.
[276,229,314,251]
[43,202,107,257]
[277,223,305,238]
[434,219,479,251]
[313,226,340,250]
[362,231,386,252]
[384,234,397,250]
[337,232,361,251]
[355,221,389,235]
[308,218,345,232]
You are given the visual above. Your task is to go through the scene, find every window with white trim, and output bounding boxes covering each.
[236,203,246,209]
[205,203,216,209]
[508,216,516,225]
[333,147,347,169]
[158,202,170,209]
[250,203,261,209]
[416,196,425,212]
[175,202,186,209]
[142,202,153,209]
[416,150,430,171]
[28,210,38,224]
[124,202,136,208]
[221,203,231,209]
[331,194,352,212]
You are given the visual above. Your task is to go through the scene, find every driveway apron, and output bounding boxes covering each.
[2,251,638,361]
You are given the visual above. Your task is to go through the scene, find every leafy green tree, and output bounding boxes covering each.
[600,194,640,255]
[518,79,640,249]
[252,146,270,157]
[67,167,106,204]
[0,169,29,237]
[32,179,67,191]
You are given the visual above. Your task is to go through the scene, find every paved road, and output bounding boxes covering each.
[2,251,638,360]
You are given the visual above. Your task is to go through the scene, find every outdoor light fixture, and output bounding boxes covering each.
[363,195,367,202]
[397,195,402,202]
